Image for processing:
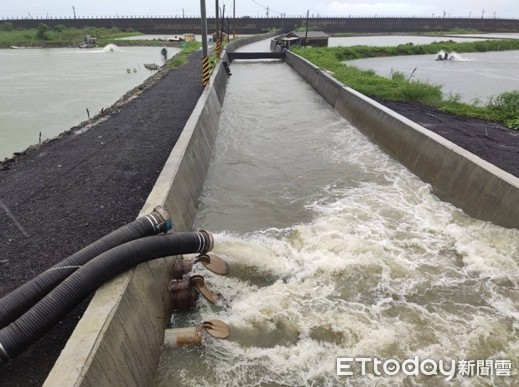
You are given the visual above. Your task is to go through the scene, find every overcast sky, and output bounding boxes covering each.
[1,0,519,19]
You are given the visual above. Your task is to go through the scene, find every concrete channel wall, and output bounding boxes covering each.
[44,33,275,387]
[284,50,519,229]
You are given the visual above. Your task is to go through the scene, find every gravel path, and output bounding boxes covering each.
[0,50,203,387]
[377,99,519,178]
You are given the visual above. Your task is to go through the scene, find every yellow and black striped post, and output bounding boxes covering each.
[202,56,210,87]
[215,40,222,58]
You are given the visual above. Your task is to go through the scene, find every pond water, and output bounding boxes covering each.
[328,34,490,47]
[2,33,518,160]
[344,50,519,103]
[0,44,180,160]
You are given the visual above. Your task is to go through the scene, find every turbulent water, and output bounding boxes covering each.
[155,60,519,386]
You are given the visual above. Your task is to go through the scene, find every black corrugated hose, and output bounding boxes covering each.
[0,206,172,329]
[0,230,213,365]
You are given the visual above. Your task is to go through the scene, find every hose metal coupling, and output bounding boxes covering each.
[197,230,214,254]
[147,205,173,233]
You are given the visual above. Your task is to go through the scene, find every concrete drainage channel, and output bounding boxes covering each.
[44,34,519,387]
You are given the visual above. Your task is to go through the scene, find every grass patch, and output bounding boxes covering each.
[0,24,140,47]
[293,47,443,104]
[293,40,519,129]
[324,38,519,60]
[425,27,483,35]
[487,91,519,127]
[169,41,202,69]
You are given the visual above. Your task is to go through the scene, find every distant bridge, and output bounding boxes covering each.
[2,16,519,35]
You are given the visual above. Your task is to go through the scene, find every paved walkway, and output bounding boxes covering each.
[0,50,204,386]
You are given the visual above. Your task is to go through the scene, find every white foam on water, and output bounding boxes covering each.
[158,181,519,385]
[101,43,121,52]
[435,50,469,62]
[448,51,470,62]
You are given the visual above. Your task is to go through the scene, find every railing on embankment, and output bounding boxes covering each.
[45,31,518,387]
[4,16,519,35]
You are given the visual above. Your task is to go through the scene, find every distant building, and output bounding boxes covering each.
[283,31,329,48]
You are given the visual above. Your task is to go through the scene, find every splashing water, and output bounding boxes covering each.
[102,43,120,53]
[155,60,519,386]
[448,51,469,62]
[158,191,519,385]
[435,50,468,61]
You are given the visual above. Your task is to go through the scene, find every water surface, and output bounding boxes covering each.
[0,45,179,159]
[328,34,491,47]
[345,50,519,103]
[155,60,519,386]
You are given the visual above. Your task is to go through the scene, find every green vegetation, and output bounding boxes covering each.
[0,22,14,31]
[322,39,519,60]
[0,24,140,47]
[425,27,483,35]
[487,91,519,129]
[293,39,519,129]
[168,41,202,69]
[36,23,49,40]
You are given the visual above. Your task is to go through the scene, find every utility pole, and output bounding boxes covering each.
[233,0,236,39]
[200,0,209,86]
[304,10,309,47]
[182,8,185,18]
[215,0,221,57]
[72,5,76,19]
[266,6,269,18]
[215,0,220,42]
[222,4,226,42]
[200,1,208,57]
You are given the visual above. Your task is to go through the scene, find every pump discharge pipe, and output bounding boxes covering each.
[0,230,213,365]
[164,320,230,347]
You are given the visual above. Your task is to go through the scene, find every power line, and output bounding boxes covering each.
[248,0,283,16]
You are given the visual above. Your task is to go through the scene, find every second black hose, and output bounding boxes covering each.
[0,206,171,329]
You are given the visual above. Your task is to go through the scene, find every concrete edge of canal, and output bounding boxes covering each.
[45,33,518,387]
